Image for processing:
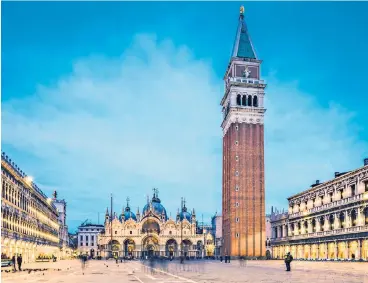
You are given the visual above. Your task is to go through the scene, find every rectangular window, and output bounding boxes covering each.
[91,235,94,241]
[236,233,239,238]
[365,182,368,192]
[80,235,83,241]
[80,243,83,246]
[86,242,88,246]
[351,184,356,196]
[86,236,89,241]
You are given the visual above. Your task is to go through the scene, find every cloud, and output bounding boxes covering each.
[2,34,367,230]
[2,34,223,230]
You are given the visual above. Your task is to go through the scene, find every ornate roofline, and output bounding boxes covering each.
[288,165,368,204]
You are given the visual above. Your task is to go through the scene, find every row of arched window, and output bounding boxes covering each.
[236,94,258,107]
[2,178,58,228]
[1,209,58,239]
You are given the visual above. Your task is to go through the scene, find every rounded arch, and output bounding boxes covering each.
[123,238,135,256]
[339,211,345,228]
[241,95,247,106]
[165,239,178,257]
[142,235,159,258]
[236,94,241,106]
[142,218,160,234]
[247,95,252,107]
[364,206,368,225]
[253,95,258,107]
[351,209,357,226]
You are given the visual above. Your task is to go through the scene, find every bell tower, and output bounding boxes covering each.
[221,6,266,257]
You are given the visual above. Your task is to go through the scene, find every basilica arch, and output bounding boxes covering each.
[165,239,178,257]
[142,235,160,258]
[123,239,135,257]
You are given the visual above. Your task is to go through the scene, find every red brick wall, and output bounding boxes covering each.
[222,122,265,257]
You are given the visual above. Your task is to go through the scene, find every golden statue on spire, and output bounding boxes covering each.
[240,5,245,15]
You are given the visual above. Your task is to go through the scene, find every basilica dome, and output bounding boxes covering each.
[142,193,167,221]
[119,206,137,222]
[179,206,192,222]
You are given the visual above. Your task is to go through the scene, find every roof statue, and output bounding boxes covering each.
[231,5,257,60]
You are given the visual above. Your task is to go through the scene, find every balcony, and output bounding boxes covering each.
[289,194,364,219]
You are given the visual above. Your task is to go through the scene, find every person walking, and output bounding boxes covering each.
[11,255,17,272]
[17,254,23,271]
[284,252,293,271]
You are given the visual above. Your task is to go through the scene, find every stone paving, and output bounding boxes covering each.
[1,259,368,283]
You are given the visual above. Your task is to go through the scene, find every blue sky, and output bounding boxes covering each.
[2,2,368,232]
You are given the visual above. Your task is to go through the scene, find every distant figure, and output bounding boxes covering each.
[284,252,293,271]
[228,255,231,263]
[81,255,87,274]
[220,256,223,262]
[239,256,246,267]
[17,254,23,271]
[11,255,16,271]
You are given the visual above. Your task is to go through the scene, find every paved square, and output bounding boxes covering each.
[1,260,368,283]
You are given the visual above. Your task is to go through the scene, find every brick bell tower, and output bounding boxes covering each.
[221,6,266,258]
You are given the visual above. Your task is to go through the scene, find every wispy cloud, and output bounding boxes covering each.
[2,34,367,230]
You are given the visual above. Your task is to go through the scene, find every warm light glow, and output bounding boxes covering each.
[363,192,368,200]
[24,176,33,184]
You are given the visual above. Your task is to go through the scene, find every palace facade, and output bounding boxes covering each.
[221,6,266,257]
[97,191,215,258]
[1,152,61,262]
[271,159,368,260]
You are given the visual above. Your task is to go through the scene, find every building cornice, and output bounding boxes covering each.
[288,165,368,204]
[221,108,266,136]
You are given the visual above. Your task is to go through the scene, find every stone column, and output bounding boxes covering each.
[325,243,328,259]
[325,215,330,231]
[357,208,362,226]
[357,239,361,260]
[345,241,349,259]
[316,245,319,259]
[308,220,313,234]
[334,213,340,230]
[316,219,321,232]
[287,224,292,236]
[345,210,350,228]
[334,241,338,260]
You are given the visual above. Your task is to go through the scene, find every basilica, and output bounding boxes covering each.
[97,190,215,258]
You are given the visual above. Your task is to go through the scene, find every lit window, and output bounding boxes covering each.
[235,156,239,161]
[236,233,239,238]
[235,171,239,176]
[235,185,239,191]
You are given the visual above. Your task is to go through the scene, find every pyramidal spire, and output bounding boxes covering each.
[231,5,257,60]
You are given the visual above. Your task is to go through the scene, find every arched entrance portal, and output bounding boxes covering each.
[108,240,120,258]
[165,239,178,258]
[123,239,135,257]
[182,239,192,258]
[142,236,159,258]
